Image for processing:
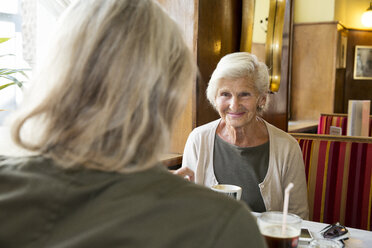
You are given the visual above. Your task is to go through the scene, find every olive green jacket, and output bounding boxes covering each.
[0,156,266,248]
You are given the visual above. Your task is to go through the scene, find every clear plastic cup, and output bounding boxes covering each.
[257,211,302,248]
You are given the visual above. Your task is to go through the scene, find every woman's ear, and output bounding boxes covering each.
[256,95,267,113]
[259,96,267,108]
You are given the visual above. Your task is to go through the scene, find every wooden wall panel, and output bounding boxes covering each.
[291,22,338,120]
[157,0,198,153]
[334,68,346,113]
[251,42,265,62]
[196,0,242,127]
[344,30,372,114]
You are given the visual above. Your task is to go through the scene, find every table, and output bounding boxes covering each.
[0,126,183,167]
[252,212,372,248]
[288,120,318,133]
[300,219,372,248]
[160,153,182,168]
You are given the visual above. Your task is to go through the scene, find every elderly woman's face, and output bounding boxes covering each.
[215,77,261,129]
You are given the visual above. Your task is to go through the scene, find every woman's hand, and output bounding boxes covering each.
[170,167,195,182]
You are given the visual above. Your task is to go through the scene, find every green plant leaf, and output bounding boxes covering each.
[0,68,18,75]
[0,38,11,44]
[0,37,29,91]
[0,74,20,82]
[0,82,15,90]
[0,74,24,88]
[0,54,15,58]
[0,68,30,77]
[0,69,9,74]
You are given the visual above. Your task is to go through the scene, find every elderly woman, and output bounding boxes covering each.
[0,1,267,247]
[182,52,309,219]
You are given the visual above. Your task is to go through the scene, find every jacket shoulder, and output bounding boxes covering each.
[265,122,298,146]
[189,119,219,136]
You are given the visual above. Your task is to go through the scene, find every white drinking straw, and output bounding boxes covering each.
[282,182,294,235]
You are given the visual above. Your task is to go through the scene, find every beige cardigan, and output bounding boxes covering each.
[182,119,309,220]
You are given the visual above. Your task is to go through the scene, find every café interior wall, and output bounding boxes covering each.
[291,0,372,121]
[294,0,335,23]
[334,0,372,30]
[295,0,372,29]
[334,0,347,26]
[252,0,269,44]
[251,0,361,40]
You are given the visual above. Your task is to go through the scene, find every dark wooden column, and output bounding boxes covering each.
[195,0,243,127]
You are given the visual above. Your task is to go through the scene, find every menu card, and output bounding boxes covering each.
[330,126,342,136]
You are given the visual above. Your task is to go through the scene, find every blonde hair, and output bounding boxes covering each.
[206,52,269,112]
[10,0,194,173]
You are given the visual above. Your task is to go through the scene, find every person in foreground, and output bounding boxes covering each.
[0,1,267,247]
[182,52,309,219]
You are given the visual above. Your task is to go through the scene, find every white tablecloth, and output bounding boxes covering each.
[301,219,372,248]
[252,212,372,248]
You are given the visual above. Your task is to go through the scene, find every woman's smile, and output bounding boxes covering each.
[227,111,246,118]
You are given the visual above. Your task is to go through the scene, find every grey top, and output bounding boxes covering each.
[213,134,269,212]
[0,155,267,248]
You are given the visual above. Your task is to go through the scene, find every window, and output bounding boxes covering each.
[0,0,24,124]
[0,0,72,124]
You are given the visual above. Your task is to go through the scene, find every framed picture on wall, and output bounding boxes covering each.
[353,45,372,80]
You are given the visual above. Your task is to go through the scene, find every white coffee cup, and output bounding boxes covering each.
[211,184,242,200]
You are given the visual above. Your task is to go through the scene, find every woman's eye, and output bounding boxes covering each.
[220,92,230,97]
[240,92,251,97]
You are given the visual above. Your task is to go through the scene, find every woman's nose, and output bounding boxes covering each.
[229,96,239,111]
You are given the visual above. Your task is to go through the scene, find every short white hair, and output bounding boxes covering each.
[206,52,269,111]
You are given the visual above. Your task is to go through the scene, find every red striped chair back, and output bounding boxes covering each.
[291,133,372,231]
[317,113,372,136]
